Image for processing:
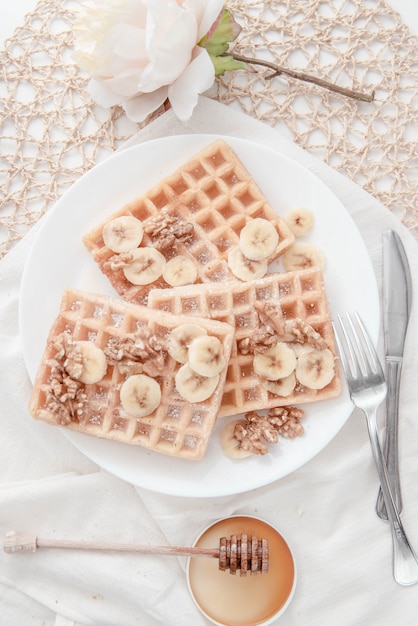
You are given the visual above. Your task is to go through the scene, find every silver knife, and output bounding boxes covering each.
[376,229,412,519]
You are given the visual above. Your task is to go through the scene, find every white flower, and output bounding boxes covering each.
[74,0,225,122]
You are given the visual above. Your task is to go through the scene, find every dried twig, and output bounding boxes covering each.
[228,52,375,103]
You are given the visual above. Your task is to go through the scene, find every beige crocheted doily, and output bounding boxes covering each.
[1,0,418,257]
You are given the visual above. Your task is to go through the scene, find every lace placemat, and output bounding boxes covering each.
[1,0,418,258]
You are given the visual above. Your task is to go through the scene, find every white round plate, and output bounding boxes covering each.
[20,134,379,498]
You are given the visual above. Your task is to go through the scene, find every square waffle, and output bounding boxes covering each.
[28,289,234,460]
[82,139,295,304]
[148,268,341,417]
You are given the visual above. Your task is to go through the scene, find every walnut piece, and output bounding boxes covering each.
[254,302,328,351]
[278,318,328,350]
[233,406,305,455]
[62,346,84,380]
[237,325,277,355]
[104,327,165,376]
[43,333,88,425]
[254,302,285,335]
[103,252,135,272]
[144,209,194,250]
[268,406,305,438]
[233,419,273,455]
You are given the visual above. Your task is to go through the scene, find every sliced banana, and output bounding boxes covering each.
[253,342,297,381]
[120,373,161,417]
[65,341,107,384]
[290,343,316,357]
[284,208,315,237]
[296,348,335,389]
[188,335,226,377]
[261,372,297,397]
[227,246,268,281]
[175,363,219,403]
[102,216,144,253]
[123,247,166,285]
[220,419,254,459]
[162,255,198,287]
[167,324,208,364]
[239,218,279,261]
[282,242,325,272]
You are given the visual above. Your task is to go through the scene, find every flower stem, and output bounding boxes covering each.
[228,52,375,103]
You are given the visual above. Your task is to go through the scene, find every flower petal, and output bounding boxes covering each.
[168,47,214,121]
[103,70,143,99]
[123,86,168,122]
[186,0,225,40]
[145,1,197,85]
[88,78,123,108]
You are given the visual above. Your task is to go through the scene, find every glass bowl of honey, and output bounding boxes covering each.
[187,515,296,626]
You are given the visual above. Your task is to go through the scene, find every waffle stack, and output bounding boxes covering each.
[29,289,234,460]
[148,268,341,417]
[82,140,295,304]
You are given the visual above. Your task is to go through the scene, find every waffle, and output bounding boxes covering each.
[28,289,234,460]
[148,268,341,418]
[82,139,295,304]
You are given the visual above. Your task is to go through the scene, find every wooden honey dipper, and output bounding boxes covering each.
[3,531,269,575]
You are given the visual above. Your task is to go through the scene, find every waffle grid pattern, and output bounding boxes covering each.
[148,268,341,417]
[29,290,234,460]
[83,140,294,304]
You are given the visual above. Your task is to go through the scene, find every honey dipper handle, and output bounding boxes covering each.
[3,531,219,558]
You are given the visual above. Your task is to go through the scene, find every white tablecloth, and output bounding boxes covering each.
[1,97,418,625]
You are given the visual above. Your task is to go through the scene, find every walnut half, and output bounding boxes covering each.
[104,327,165,377]
[268,406,305,438]
[233,406,305,455]
[43,333,88,425]
[237,325,277,355]
[144,210,194,251]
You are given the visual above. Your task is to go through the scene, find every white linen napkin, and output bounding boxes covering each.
[1,97,418,626]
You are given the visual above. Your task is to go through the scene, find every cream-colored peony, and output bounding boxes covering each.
[73,0,232,122]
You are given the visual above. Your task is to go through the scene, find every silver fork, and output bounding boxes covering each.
[334,312,418,586]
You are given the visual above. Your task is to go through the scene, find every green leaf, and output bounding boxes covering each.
[211,55,247,76]
[204,40,229,57]
[200,8,241,49]
[199,8,245,76]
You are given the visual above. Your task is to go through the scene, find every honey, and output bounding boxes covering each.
[188,516,296,626]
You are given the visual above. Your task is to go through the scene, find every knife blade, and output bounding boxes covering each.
[376,229,412,519]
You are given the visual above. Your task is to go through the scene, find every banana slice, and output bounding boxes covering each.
[65,341,107,384]
[253,342,297,381]
[282,242,325,272]
[239,218,279,261]
[290,343,315,357]
[261,372,297,397]
[188,335,226,377]
[296,348,335,389]
[120,373,161,417]
[123,247,166,285]
[175,363,219,403]
[284,208,315,237]
[227,247,268,281]
[167,324,208,364]
[220,419,254,459]
[162,255,197,287]
[102,216,144,253]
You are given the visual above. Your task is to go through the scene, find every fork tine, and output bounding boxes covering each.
[334,314,359,380]
[345,313,369,376]
[335,312,383,382]
[350,311,384,378]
